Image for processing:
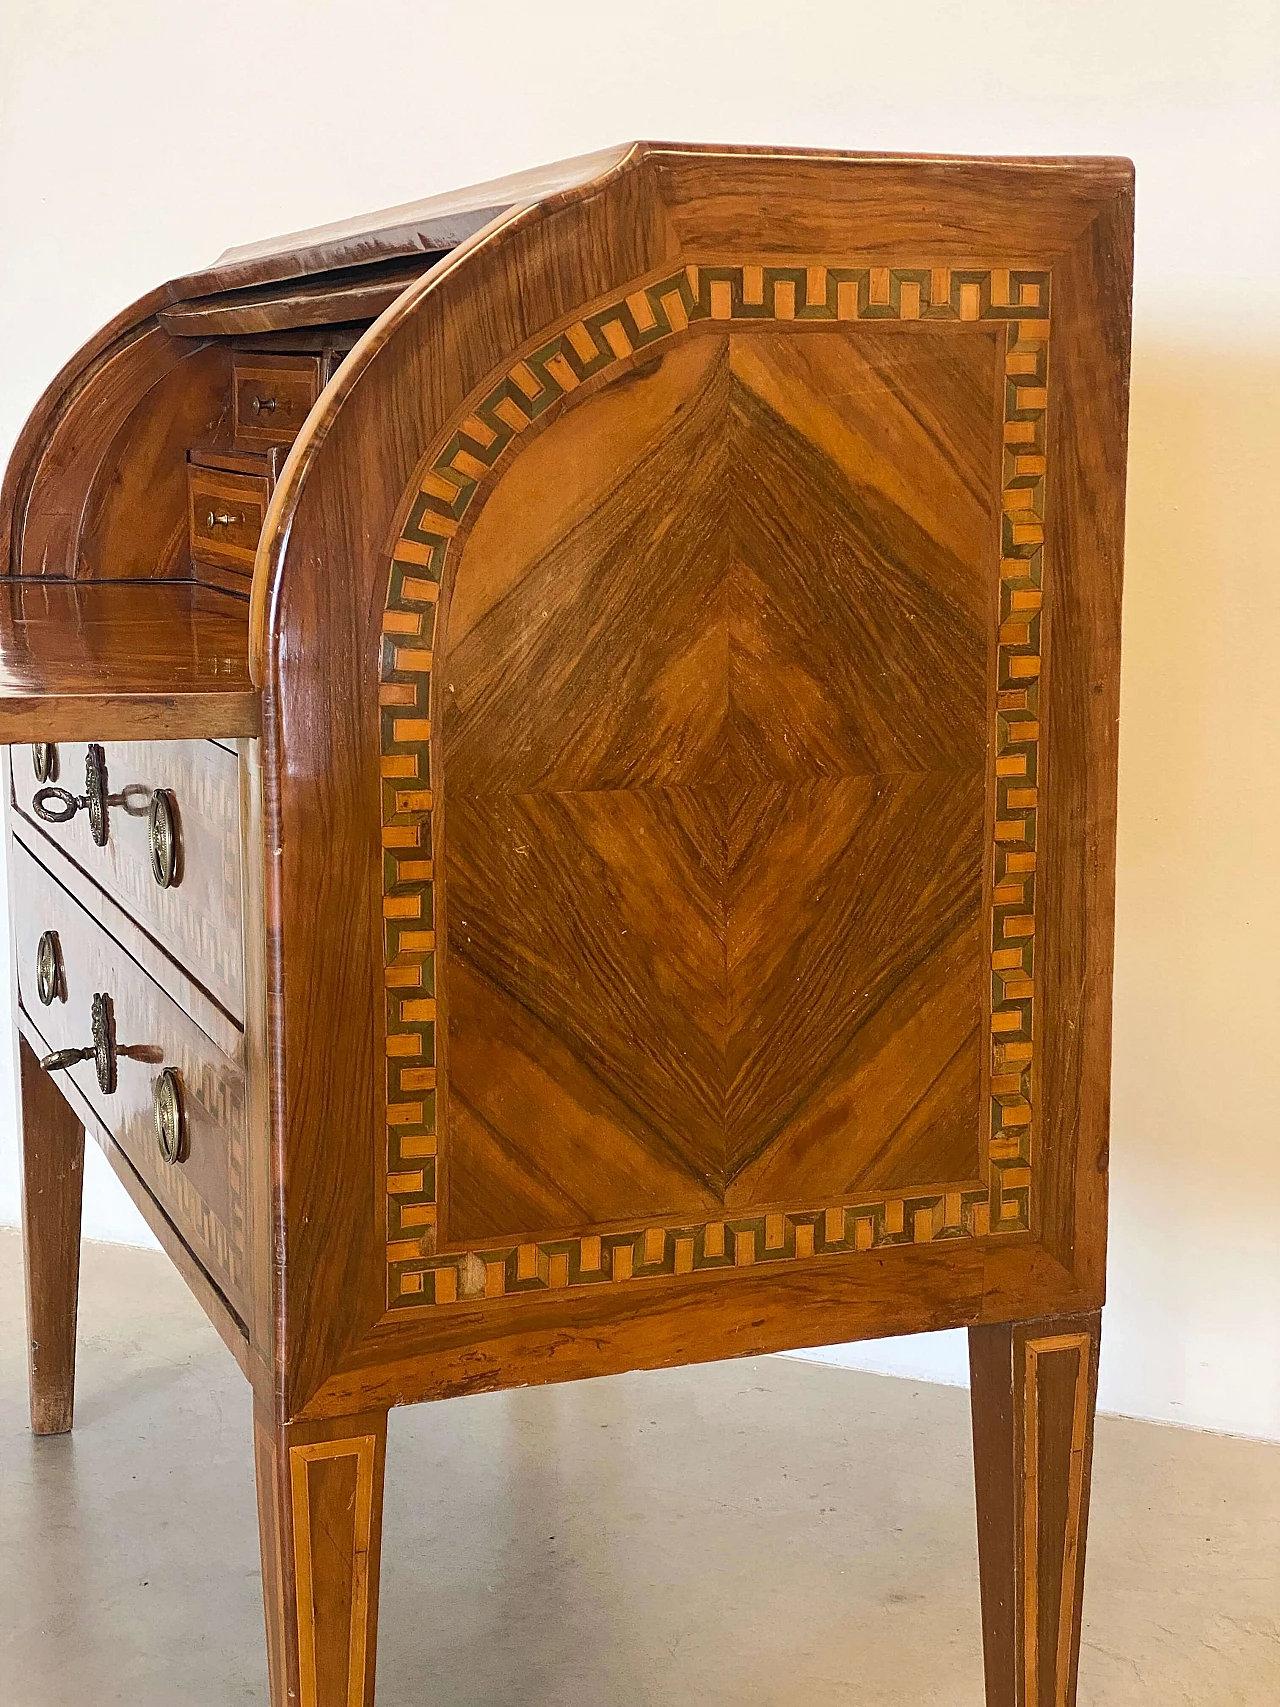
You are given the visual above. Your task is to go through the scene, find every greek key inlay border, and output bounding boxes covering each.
[379,259,1048,1309]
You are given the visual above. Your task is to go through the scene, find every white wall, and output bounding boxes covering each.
[3,0,1278,1436]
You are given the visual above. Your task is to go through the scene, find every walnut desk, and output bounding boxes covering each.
[1,144,1133,1707]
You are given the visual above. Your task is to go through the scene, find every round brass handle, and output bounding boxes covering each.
[153,1068,187,1165]
[206,511,243,528]
[35,930,63,1006]
[32,742,57,783]
[40,991,116,1095]
[250,396,277,413]
[149,789,178,888]
[32,744,108,846]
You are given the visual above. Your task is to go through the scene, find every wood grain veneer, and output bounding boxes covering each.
[4,144,1132,1707]
[188,465,270,575]
[13,833,251,1321]
[159,265,433,337]
[391,289,1015,1300]
[970,1312,1102,1707]
[232,355,321,447]
[11,736,246,1019]
[18,1034,85,1435]
[0,581,259,742]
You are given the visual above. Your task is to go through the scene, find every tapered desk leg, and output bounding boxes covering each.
[254,1398,388,1707]
[969,1311,1101,1707]
[19,1035,86,1436]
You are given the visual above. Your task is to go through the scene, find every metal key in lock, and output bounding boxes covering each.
[40,991,117,1094]
[32,743,109,845]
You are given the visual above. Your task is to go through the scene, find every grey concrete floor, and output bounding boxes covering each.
[1,1230,1278,1705]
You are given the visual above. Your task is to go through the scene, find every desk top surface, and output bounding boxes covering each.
[0,580,258,743]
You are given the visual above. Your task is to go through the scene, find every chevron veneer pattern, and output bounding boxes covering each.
[380,260,1048,1309]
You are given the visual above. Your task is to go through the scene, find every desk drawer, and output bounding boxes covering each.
[232,353,320,447]
[13,836,250,1320]
[188,464,268,573]
[12,739,244,1020]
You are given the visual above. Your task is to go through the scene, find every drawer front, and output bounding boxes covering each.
[232,354,320,446]
[188,465,268,570]
[13,837,250,1320]
[12,739,245,1019]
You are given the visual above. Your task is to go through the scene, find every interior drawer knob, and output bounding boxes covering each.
[149,789,178,888]
[205,510,243,528]
[32,742,108,845]
[31,742,57,783]
[40,991,116,1094]
[153,1068,188,1165]
[250,396,277,413]
[35,930,63,1006]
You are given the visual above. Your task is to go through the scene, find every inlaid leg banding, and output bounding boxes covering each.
[254,1402,388,1707]
[969,1311,1101,1707]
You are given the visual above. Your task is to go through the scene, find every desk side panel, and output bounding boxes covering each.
[258,147,1133,1419]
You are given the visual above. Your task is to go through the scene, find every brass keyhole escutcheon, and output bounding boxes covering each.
[149,790,178,888]
[154,1068,187,1165]
[32,742,57,784]
[85,745,108,846]
[35,930,63,1006]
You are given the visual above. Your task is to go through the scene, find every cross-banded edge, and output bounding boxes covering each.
[288,1436,379,1707]
[1021,1331,1094,1707]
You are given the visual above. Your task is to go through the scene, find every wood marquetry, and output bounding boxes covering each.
[969,1312,1101,1707]
[289,1437,380,1706]
[255,1405,387,1707]
[1021,1332,1095,1706]
[12,827,251,1318]
[4,144,1131,1707]
[380,260,1049,1309]
[11,736,246,1019]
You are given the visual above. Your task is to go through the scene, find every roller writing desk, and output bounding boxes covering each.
[1,143,1133,1706]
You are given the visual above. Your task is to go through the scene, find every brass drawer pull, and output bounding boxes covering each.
[32,742,108,845]
[250,396,277,413]
[153,1068,187,1164]
[35,930,63,1006]
[40,991,116,1094]
[206,510,243,528]
[32,742,57,783]
[149,789,178,888]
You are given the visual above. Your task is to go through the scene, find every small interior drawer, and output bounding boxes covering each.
[188,464,269,572]
[12,738,245,1021]
[12,834,250,1320]
[232,353,320,447]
